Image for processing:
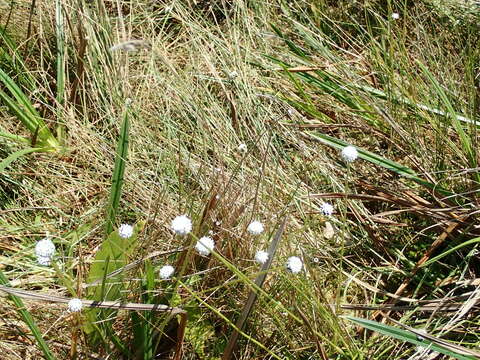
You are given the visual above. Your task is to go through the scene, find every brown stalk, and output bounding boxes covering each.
[341,301,480,312]
[228,93,238,133]
[310,191,470,226]
[370,221,461,323]
[198,189,219,230]
[69,17,88,107]
[341,269,480,305]
[295,305,328,360]
[25,0,37,47]
[0,285,185,315]
[173,313,187,360]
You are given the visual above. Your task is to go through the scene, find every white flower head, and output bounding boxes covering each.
[391,12,400,20]
[118,224,134,239]
[171,215,192,236]
[341,145,358,163]
[159,265,175,280]
[286,256,303,274]
[37,256,53,266]
[228,70,238,79]
[247,221,264,235]
[35,238,55,257]
[68,298,83,312]
[238,143,247,152]
[320,202,334,216]
[35,238,55,265]
[254,250,269,265]
[195,236,215,256]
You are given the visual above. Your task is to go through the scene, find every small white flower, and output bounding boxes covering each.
[35,238,55,265]
[247,221,264,235]
[320,202,334,216]
[37,256,53,266]
[35,238,55,257]
[238,143,247,152]
[341,145,358,163]
[254,250,269,265]
[171,215,192,236]
[391,12,400,20]
[118,224,134,239]
[195,236,215,256]
[159,265,175,280]
[228,70,238,79]
[286,256,303,274]
[68,298,83,312]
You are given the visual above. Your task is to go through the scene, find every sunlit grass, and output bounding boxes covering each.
[1,0,479,359]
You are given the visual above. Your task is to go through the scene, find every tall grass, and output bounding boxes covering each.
[1,0,480,358]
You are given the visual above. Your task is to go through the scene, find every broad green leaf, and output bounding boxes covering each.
[105,109,130,235]
[86,225,140,300]
[345,316,477,360]
[84,224,140,339]
[0,68,60,149]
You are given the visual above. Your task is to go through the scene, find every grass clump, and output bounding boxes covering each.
[1,0,480,359]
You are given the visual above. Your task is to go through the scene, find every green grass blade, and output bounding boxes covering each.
[131,260,155,359]
[0,271,56,360]
[0,147,42,172]
[0,130,30,144]
[265,55,367,114]
[0,69,60,149]
[271,23,308,58]
[344,80,480,127]
[105,109,130,235]
[55,0,66,143]
[0,27,37,91]
[345,316,478,360]
[0,68,42,125]
[306,132,453,196]
[416,61,476,171]
[223,218,286,359]
[420,237,480,268]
